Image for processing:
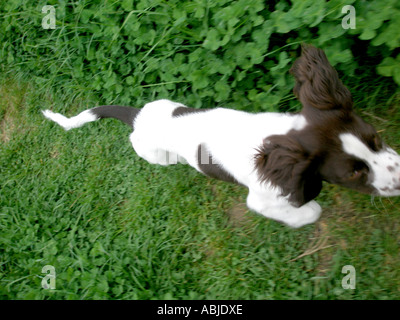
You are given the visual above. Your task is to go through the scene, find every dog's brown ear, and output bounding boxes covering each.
[254,135,322,207]
[290,44,353,111]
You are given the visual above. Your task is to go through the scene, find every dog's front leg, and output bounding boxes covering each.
[246,189,321,228]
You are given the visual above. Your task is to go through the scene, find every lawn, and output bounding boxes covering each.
[1,73,400,300]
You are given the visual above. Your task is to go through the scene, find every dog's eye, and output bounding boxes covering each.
[349,161,368,179]
[349,170,362,180]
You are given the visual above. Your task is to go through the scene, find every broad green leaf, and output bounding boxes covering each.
[376,57,398,77]
[359,28,376,40]
[203,29,221,51]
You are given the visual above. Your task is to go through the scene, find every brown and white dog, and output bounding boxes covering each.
[43,45,400,228]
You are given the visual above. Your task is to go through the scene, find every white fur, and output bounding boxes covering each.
[129,99,317,228]
[42,109,97,131]
[340,133,400,196]
[44,99,400,228]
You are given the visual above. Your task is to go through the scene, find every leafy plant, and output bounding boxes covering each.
[1,1,400,300]
[0,0,399,113]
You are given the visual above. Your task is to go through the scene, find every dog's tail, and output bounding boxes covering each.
[42,105,140,130]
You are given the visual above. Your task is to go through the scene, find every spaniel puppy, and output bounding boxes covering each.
[42,45,400,228]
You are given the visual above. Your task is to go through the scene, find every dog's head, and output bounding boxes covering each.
[255,45,400,207]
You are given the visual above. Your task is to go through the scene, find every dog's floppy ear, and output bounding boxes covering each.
[290,44,353,111]
[254,135,322,207]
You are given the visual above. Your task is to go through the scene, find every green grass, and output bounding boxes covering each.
[1,75,400,300]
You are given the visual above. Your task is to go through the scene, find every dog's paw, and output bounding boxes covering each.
[284,200,322,228]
